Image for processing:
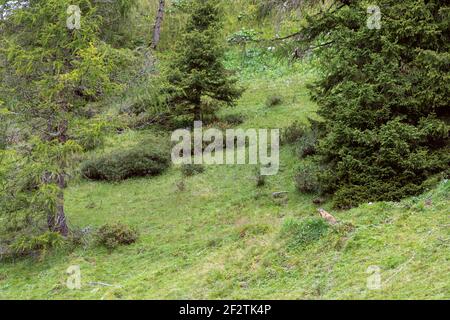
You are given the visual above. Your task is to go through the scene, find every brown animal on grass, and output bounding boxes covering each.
[318,208,338,225]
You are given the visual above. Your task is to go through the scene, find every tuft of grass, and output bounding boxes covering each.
[181,164,205,177]
[280,217,329,249]
[265,95,284,108]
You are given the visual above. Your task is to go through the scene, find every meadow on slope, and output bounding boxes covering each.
[1,69,448,300]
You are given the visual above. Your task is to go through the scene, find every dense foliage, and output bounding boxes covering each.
[301,0,450,208]
[81,141,170,182]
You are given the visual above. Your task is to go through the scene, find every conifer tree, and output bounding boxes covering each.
[166,0,242,122]
[297,0,450,208]
[0,0,133,235]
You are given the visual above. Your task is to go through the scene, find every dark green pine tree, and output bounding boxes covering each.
[166,0,242,122]
[301,0,450,208]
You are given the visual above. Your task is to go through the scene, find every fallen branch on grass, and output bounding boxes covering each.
[88,282,123,288]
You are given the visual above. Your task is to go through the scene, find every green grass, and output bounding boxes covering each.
[224,73,318,129]
[0,64,449,300]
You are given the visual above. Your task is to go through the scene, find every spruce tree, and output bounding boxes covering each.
[166,0,242,122]
[298,0,449,208]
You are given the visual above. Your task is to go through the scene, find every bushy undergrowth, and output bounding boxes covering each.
[281,121,306,145]
[297,130,319,159]
[95,223,138,250]
[72,121,108,152]
[81,139,170,182]
[181,164,205,177]
[281,120,322,157]
[295,161,320,194]
[1,231,64,260]
[265,94,283,108]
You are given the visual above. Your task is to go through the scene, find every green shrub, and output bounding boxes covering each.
[281,121,306,145]
[81,141,170,182]
[295,162,320,194]
[221,113,245,126]
[118,76,166,117]
[280,217,329,249]
[74,122,107,151]
[181,164,205,177]
[265,95,283,107]
[95,223,138,250]
[77,134,104,152]
[332,180,425,210]
[9,231,64,258]
[297,131,318,158]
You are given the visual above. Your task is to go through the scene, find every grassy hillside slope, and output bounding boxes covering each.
[0,67,448,299]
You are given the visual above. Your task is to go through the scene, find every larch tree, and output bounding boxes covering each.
[0,0,133,236]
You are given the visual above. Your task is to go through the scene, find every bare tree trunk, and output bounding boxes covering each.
[54,173,69,236]
[47,173,68,236]
[151,0,165,49]
[45,119,69,236]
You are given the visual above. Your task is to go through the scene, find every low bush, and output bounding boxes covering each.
[297,131,318,158]
[280,217,329,249]
[95,223,138,250]
[220,113,245,126]
[281,121,306,145]
[81,140,170,182]
[295,162,320,194]
[265,95,283,107]
[331,181,424,210]
[120,99,149,116]
[118,80,166,117]
[181,164,205,177]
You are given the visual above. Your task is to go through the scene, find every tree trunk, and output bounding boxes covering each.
[194,106,202,122]
[151,0,165,49]
[54,173,69,236]
[193,95,203,122]
[47,173,69,236]
[46,119,69,236]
